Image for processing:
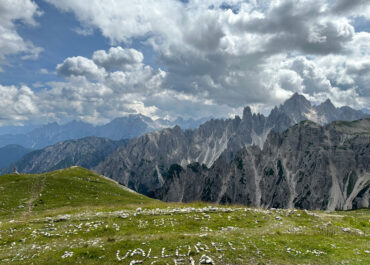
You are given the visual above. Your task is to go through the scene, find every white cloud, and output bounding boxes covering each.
[39,68,49,74]
[1,0,370,125]
[0,44,240,125]
[332,0,370,19]
[44,0,182,44]
[73,27,94,36]
[312,31,370,104]
[0,84,38,125]
[0,0,43,69]
[43,1,370,106]
[92,47,144,71]
[57,56,107,80]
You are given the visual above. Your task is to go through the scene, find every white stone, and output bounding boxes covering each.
[199,254,215,264]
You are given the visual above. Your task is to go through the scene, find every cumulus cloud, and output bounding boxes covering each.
[1,44,241,125]
[331,0,370,18]
[57,56,106,80]
[47,48,162,123]
[92,47,144,71]
[42,0,370,110]
[0,85,38,125]
[1,0,370,125]
[50,46,239,123]
[44,0,181,43]
[0,0,43,69]
[234,1,355,54]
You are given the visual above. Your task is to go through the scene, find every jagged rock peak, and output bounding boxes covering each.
[172,125,183,133]
[242,106,253,120]
[323,98,334,106]
[282,93,311,109]
[317,98,336,110]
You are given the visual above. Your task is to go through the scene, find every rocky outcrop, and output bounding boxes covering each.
[96,94,369,197]
[4,137,128,174]
[156,119,370,210]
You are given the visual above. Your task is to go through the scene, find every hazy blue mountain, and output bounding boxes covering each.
[0,115,210,149]
[172,117,212,130]
[0,122,95,149]
[0,124,38,135]
[95,115,159,140]
[155,116,212,130]
[4,137,128,174]
[0,144,33,169]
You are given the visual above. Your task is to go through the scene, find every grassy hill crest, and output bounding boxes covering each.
[0,167,155,220]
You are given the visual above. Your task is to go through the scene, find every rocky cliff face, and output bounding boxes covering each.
[156,119,370,210]
[96,94,369,197]
[96,109,285,195]
[5,137,128,174]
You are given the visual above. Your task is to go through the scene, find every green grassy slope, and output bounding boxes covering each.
[0,167,369,264]
[0,167,155,219]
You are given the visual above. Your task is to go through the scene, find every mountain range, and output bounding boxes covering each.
[2,137,128,174]
[0,115,209,149]
[96,94,369,198]
[156,119,370,211]
[4,93,370,210]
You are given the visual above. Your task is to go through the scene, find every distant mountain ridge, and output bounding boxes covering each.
[0,124,38,135]
[0,115,210,149]
[96,93,369,197]
[0,145,33,169]
[276,93,367,125]
[3,137,128,174]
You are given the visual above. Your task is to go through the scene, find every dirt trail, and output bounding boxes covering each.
[23,176,46,216]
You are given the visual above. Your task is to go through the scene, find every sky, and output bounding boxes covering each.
[0,0,369,126]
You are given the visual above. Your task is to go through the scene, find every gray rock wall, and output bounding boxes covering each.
[157,119,370,210]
